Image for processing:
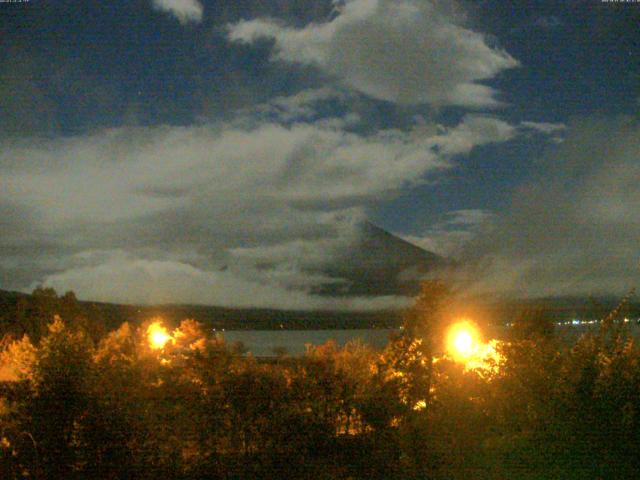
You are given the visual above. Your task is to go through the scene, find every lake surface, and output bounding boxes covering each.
[219,322,640,357]
[218,329,398,357]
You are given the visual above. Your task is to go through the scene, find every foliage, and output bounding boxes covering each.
[1,287,640,479]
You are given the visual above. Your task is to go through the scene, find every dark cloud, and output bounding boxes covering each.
[533,15,562,29]
[453,116,640,298]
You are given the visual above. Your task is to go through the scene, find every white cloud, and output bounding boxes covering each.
[152,0,203,24]
[520,121,567,134]
[432,115,517,156]
[38,250,409,310]
[251,87,349,123]
[0,120,467,227]
[228,0,518,107]
[0,104,520,306]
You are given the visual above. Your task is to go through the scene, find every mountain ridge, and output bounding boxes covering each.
[314,221,447,296]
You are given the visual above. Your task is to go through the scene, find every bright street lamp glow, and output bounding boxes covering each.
[446,320,480,362]
[453,330,474,357]
[147,322,171,350]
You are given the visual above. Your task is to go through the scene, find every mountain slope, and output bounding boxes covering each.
[316,222,446,296]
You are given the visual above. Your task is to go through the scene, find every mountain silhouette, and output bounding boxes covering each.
[315,222,446,296]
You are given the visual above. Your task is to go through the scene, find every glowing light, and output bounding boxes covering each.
[413,400,427,411]
[453,331,473,357]
[447,320,480,362]
[444,320,502,372]
[147,322,171,350]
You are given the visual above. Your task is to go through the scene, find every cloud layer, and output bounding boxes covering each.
[228,0,518,107]
[452,116,640,298]
[152,0,203,24]
[40,250,408,310]
[403,209,496,257]
[0,108,518,307]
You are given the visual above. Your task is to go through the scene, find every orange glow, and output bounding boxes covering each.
[453,330,473,356]
[147,322,171,350]
[446,320,481,362]
[445,320,502,371]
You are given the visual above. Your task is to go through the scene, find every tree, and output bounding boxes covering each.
[28,316,93,479]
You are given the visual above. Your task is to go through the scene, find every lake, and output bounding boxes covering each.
[219,322,640,357]
[218,329,399,357]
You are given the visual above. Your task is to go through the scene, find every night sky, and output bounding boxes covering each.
[1,0,638,307]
